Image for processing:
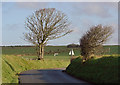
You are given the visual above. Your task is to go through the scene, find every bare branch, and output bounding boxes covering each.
[24,8,72,59]
[80,24,113,62]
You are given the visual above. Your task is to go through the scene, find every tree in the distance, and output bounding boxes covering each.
[24,8,72,60]
[80,25,113,63]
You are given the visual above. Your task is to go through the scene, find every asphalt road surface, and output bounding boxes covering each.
[19,68,90,84]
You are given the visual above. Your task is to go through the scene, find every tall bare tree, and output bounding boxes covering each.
[24,8,72,60]
[80,25,113,63]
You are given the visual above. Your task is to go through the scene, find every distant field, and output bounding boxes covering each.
[2,45,119,56]
[2,46,81,60]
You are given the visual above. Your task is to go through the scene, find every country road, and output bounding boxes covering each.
[19,68,90,84]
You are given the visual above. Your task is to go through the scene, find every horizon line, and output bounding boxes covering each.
[0,44,119,46]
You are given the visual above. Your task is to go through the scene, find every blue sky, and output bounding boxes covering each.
[2,2,118,46]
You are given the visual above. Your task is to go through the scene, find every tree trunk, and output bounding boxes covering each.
[82,55,88,63]
[82,55,91,63]
[82,56,86,63]
[38,45,41,60]
[42,45,44,59]
[38,44,44,60]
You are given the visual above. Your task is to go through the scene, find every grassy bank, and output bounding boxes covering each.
[2,55,70,83]
[66,55,119,84]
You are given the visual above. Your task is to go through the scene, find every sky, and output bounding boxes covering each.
[1,1,118,46]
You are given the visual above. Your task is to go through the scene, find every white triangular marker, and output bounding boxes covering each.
[69,49,74,56]
[71,49,74,55]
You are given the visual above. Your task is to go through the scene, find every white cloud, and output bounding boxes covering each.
[72,2,117,18]
[16,2,48,10]
[83,4,111,18]
[72,26,80,33]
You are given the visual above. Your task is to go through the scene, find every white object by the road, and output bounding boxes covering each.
[54,53,58,56]
[69,49,74,56]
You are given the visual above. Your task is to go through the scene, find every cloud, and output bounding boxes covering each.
[106,23,118,45]
[13,2,118,18]
[71,2,117,18]
[72,26,80,33]
[82,4,111,18]
[16,2,49,10]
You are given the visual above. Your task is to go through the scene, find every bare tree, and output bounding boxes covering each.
[24,8,72,60]
[80,24,113,63]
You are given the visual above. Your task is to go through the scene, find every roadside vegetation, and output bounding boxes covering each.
[66,55,119,84]
[2,55,70,83]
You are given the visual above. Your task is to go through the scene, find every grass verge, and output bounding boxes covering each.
[2,55,70,83]
[66,55,119,84]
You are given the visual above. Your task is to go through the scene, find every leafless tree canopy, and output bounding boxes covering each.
[80,25,113,62]
[24,8,72,60]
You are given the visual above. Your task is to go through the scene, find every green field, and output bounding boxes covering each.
[2,46,80,56]
[2,46,81,60]
[2,45,119,57]
[66,55,119,84]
